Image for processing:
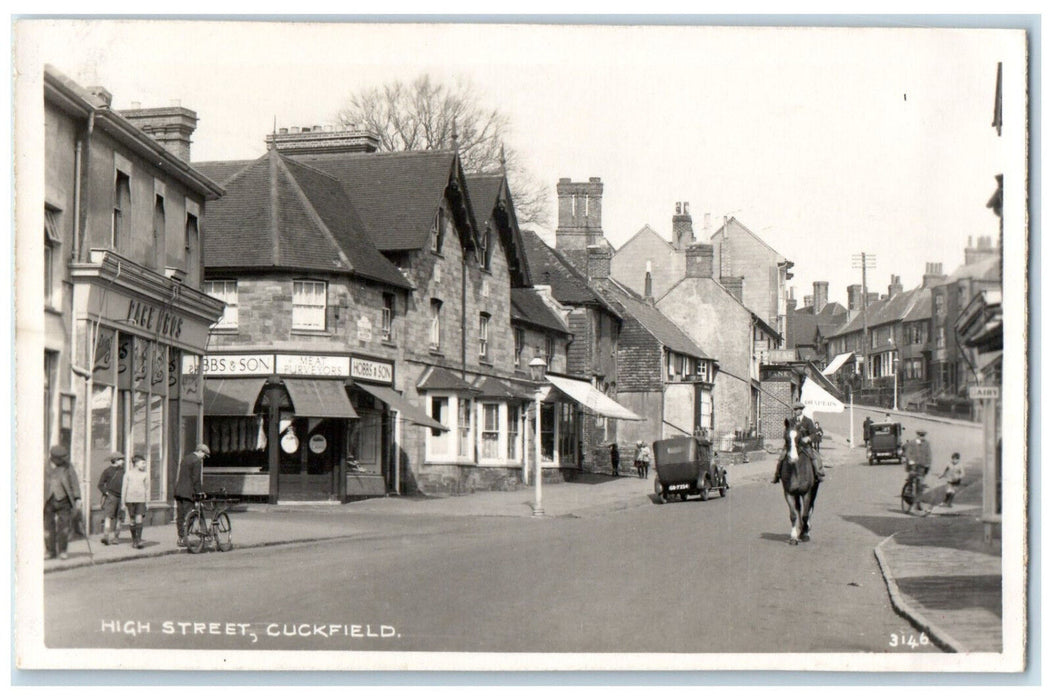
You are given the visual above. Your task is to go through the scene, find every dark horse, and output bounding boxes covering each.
[779,421,821,545]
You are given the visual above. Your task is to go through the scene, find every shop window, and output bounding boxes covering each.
[381,293,395,342]
[480,403,500,459]
[507,405,521,461]
[479,313,490,359]
[429,299,443,350]
[293,280,327,331]
[558,402,577,466]
[540,403,556,462]
[113,169,130,250]
[204,280,238,331]
[458,398,473,458]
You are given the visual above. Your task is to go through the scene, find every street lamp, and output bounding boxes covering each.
[528,356,547,517]
[893,354,900,412]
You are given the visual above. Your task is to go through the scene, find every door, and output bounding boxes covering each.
[278,417,343,501]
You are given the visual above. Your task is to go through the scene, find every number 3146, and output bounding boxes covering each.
[889,632,931,648]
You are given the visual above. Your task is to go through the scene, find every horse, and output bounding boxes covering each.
[778,420,821,545]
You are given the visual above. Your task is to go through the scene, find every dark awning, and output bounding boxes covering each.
[415,366,480,393]
[284,378,358,419]
[352,382,448,431]
[203,378,266,416]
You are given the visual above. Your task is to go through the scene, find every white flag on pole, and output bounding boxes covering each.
[800,376,845,418]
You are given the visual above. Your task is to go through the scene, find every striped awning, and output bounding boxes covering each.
[203,378,266,416]
[544,374,643,421]
[284,379,358,419]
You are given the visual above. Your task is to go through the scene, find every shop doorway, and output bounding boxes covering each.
[278,417,344,501]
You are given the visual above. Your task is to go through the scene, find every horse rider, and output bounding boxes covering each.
[772,401,824,483]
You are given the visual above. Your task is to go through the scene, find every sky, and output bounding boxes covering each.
[15,19,1022,308]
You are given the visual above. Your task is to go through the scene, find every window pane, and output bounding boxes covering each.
[429,397,449,456]
[149,394,164,500]
[481,404,500,459]
[132,392,148,480]
[540,403,555,462]
[507,405,520,460]
[89,385,114,494]
[458,398,472,458]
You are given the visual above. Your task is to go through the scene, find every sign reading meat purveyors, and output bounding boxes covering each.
[199,353,391,379]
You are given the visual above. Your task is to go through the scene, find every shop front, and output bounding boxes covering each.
[202,352,440,502]
[70,252,224,531]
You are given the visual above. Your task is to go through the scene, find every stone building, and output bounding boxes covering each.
[657,243,781,439]
[42,66,225,530]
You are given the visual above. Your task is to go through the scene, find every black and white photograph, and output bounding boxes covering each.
[12,17,1029,674]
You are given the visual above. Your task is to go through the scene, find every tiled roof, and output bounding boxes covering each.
[286,150,459,252]
[594,279,713,360]
[943,255,1001,284]
[416,366,479,392]
[510,288,570,334]
[903,288,932,322]
[520,230,621,319]
[200,149,410,289]
[466,172,531,287]
[194,160,256,186]
[827,287,930,337]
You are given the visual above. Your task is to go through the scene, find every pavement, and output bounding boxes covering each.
[42,429,1001,654]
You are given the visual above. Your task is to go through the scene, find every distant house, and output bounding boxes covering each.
[610,202,700,300]
[785,280,848,364]
[657,243,781,438]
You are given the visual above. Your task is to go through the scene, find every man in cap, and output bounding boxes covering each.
[772,401,823,484]
[905,429,933,476]
[44,445,81,560]
[97,451,126,545]
[174,443,210,547]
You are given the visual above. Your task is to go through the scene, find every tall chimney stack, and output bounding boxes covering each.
[922,262,946,288]
[812,281,829,314]
[586,244,611,281]
[120,104,199,162]
[555,177,605,271]
[685,244,715,279]
[672,201,695,250]
[888,274,903,298]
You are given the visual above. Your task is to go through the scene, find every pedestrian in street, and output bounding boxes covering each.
[122,454,150,549]
[44,445,81,560]
[633,440,653,479]
[97,451,126,545]
[813,421,824,453]
[174,443,209,547]
[937,452,965,507]
[862,416,873,447]
[610,442,620,477]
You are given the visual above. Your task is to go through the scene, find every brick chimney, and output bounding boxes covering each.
[964,235,998,265]
[120,102,198,162]
[803,294,813,308]
[922,262,946,288]
[685,244,715,279]
[586,244,611,281]
[265,124,379,155]
[847,284,863,312]
[888,274,903,298]
[672,201,695,250]
[721,276,744,302]
[643,261,654,302]
[812,281,829,314]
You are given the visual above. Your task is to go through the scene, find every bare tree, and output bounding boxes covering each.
[336,75,550,227]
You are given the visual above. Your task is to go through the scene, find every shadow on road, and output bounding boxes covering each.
[841,513,920,539]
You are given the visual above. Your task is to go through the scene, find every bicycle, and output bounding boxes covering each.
[184,490,236,553]
[900,463,933,516]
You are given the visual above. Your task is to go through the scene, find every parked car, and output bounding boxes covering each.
[652,436,728,503]
[867,422,904,464]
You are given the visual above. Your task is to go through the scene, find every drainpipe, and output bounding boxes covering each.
[461,247,467,380]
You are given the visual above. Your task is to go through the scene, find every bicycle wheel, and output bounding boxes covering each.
[214,512,233,552]
[184,512,208,554]
[900,481,914,514]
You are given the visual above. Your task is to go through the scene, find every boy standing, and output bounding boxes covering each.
[938,452,965,507]
[97,452,126,545]
[121,455,150,549]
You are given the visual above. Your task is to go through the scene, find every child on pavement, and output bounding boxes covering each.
[97,452,126,545]
[938,452,965,507]
[121,454,150,549]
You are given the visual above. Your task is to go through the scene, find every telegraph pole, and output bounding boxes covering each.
[852,252,876,387]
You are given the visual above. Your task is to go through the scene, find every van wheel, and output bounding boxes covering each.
[699,475,710,501]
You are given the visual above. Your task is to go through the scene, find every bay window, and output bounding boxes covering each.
[425,393,475,462]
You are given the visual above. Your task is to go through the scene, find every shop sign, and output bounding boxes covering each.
[125,298,184,340]
[351,357,394,384]
[276,354,350,377]
[281,431,300,454]
[202,354,275,376]
[968,385,1000,400]
[357,316,372,342]
[309,434,328,454]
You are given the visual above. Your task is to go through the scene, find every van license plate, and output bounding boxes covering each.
[668,484,689,491]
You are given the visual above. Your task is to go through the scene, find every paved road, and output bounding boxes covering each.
[45,434,952,655]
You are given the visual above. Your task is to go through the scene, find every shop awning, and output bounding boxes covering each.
[203,378,266,416]
[416,366,480,393]
[352,382,448,431]
[822,352,854,376]
[544,374,644,421]
[284,378,358,419]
